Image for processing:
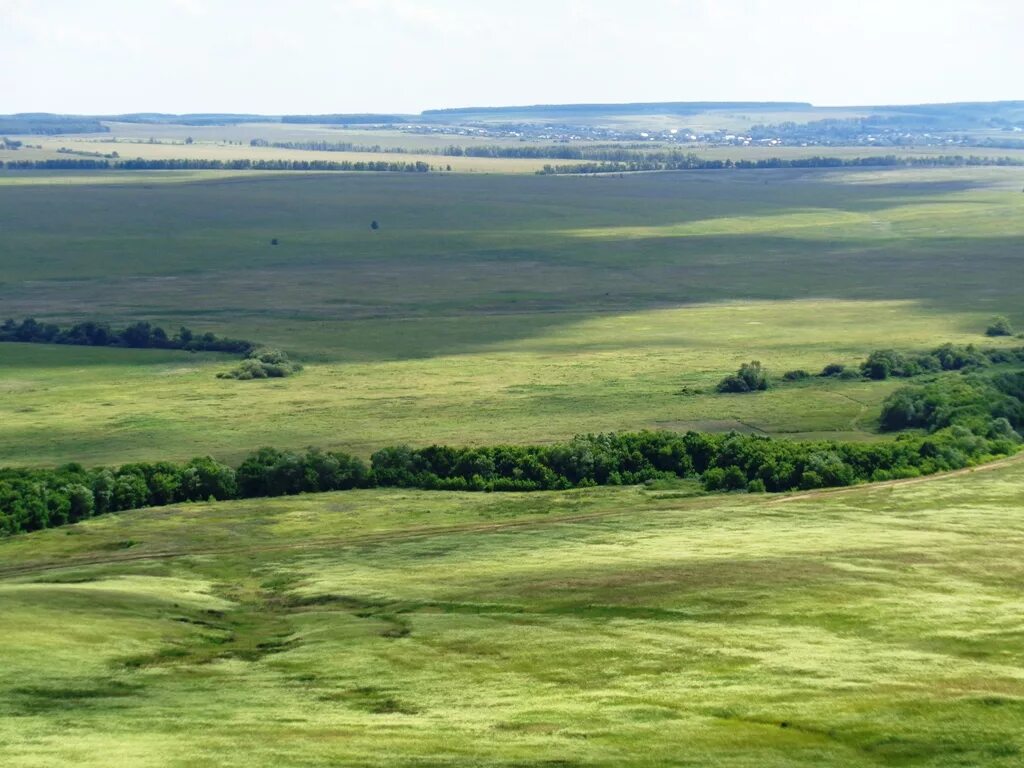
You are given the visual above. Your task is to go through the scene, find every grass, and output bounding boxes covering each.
[3,119,1022,767]
[0,299,980,465]
[1,167,1022,466]
[1,457,1022,766]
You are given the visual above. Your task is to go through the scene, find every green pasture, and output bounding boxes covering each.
[1,457,1022,766]
[0,300,983,466]
[1,167,1022,466]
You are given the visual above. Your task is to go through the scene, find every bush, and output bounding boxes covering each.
[820,363,846,377]
[987,316,1014,337]
[217,349,303,380]
[716,361,769,393]
[783,369,810,381]
[862,349,913,380]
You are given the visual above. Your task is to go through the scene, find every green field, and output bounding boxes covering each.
[2,110,1024,768]
[2,457,1022,766]
[1,166,1022,466]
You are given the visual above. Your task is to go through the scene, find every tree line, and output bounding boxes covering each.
[536,154,1024,175]
[3,415,1019,536]
[0,318,253,354]
[247,139,723,162]
[241,139,1024,168]
[2,158,432,172]
[250,139,411,154]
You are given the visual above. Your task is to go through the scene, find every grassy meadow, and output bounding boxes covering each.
[1,456,1023,766]
[2,120,1023,768]
[1,166,1022,466]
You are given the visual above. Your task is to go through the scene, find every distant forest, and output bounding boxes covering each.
[421,101,813,118]
[281,114,409,124]
[0,115,108,135]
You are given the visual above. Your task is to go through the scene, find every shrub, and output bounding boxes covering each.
[783,369,810,381]
[716,361,769,393]
[217,349,303,380]
[820,363,846,377]
[986,316,1014,337]
[862,349,910,380]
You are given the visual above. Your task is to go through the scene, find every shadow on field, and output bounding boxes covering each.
[0,169,1020,360]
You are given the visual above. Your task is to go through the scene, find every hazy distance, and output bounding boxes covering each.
[2,0,1022,114]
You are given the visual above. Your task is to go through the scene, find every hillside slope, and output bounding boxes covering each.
[1,462,1023,766]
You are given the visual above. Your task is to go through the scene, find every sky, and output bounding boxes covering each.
[2,0,1022,114]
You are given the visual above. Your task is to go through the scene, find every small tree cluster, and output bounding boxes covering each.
[861,344,999,380]
[986,316,1014,337]
[717,361,769,393]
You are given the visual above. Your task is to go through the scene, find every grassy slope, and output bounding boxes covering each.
[0,167,1022,466]
[1,459,1023,766]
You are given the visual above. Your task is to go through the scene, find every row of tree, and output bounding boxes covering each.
[1,158,432,172]
[250,139,409,154]
[3,416,1019,536]
[241,139,1024,167]
[537,154,1024,175]
[0,318,253,354]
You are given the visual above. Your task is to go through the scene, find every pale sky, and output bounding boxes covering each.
[2,0,1021,114]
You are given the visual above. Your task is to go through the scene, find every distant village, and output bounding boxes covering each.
[404,119,1024,150]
